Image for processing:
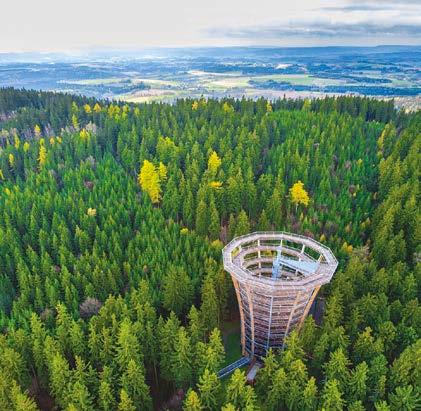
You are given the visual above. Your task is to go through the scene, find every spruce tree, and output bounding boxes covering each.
[208,199,220,240]
[197,369,221,410]
[117,389,136,411]
[120,360,152,411]
[171,327,194,388]
[235,210,250,236]
[183,389,203,411]
[321,379,346,411]
[188,305,204,346]
[301,377,318,411]
[98,380,116,411]
[226,369,248,409]
[200,275,219,333]
[196,200,209,237]
[162,266,193,317]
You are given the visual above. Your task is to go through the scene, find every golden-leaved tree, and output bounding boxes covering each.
[38,145,47,167]
[208,151,221,177]
[34,124,41,137]
[290,181,310,210]
[138,160,162,204]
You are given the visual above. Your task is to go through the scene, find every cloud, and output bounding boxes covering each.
[321,5,397,12]
[207,20,421,40]
[321,1,421,12]
[355,0,420,3]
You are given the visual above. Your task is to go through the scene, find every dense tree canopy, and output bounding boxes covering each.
[0,88,419,410]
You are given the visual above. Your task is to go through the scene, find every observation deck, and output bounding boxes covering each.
[222,231,338,357]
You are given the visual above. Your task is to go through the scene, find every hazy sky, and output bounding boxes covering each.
[1,0,420,52]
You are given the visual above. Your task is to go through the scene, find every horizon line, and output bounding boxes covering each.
[1,43,421,55]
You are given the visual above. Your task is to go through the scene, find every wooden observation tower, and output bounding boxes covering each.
[222,231,338,359]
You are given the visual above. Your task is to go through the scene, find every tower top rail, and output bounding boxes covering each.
[222,231,338,290]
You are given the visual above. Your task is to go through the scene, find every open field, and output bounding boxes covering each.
[255,73,346,86]
[203,76,252,90]
[131,78,179,87]
[58,77,123,85]
[1,46,420,108]
[123,92,180,103]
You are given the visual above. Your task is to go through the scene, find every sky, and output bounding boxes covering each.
[0,0,420,52]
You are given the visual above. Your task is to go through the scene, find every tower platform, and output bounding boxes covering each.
[222,231,338,358]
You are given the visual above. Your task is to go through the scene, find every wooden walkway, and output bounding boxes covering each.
[217,357,251,379]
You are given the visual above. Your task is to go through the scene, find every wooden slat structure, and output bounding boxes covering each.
[217,356,251,379]
[223,231,338,358]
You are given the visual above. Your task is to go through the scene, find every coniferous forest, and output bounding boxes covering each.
[0,87,419,411]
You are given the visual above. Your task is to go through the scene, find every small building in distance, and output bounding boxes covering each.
[222,231,338,359]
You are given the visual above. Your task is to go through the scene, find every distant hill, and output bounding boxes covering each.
[0,46,420,107]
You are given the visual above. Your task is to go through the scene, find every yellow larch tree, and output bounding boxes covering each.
[87,208,97,217]
[158,162,167,182]
[302,99,311,111]
[209,181,223,189]
[290,181,310,210]
[34,124,41,137]
[72,114,79,130]
[208,151,222,176]
[341,241,353,254]
[79,129,89,141]
[84,104,92,114]
[38,145,47,167]
[192,101,199,110]
[138,160,161,204]
[222,102,234,113]
[107,104,120,118]
[23,142,30,152]
[93,103,102,113]
[8,154,14,168]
